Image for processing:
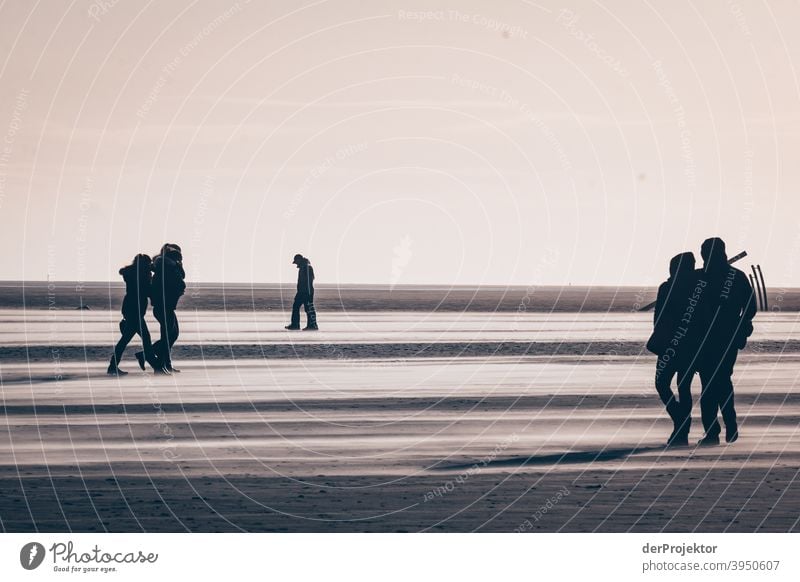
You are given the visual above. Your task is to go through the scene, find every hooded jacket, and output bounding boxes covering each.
[119,264,151,318]
[151,253,186,311]
[647,253,702,359]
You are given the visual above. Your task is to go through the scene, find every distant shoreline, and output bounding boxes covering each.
[0,280,658,292]
[1,280,797,312]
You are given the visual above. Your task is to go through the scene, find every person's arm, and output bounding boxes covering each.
[735,272,757,347]
[740,272,757,329]
[646,281,669,354]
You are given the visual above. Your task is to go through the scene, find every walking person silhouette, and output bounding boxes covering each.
[694,237,756,445]
[146,243,186,373]
[285,254,318,331]
[107,254,161,375]
[647,252,702,446]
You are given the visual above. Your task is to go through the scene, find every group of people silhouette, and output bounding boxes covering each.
[109,237,755,447]
[108,243,186,375]
[648,237,756,447]
[108,249,318,375]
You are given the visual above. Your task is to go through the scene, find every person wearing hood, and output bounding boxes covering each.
[647,252,702,446]
[146,243,186,373]
[694,237,756,445]
[285,253,318,331]
[108,254,161,375]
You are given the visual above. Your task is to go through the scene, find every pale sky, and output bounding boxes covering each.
[1,0,799,285]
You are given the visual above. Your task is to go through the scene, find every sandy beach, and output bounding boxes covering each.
[2,301,800,532]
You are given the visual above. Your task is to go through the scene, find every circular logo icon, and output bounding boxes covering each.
[20,542,46,570]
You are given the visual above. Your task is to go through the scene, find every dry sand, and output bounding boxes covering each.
[2,353,800,532]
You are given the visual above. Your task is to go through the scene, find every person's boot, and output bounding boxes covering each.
[107,358,128,376]
[664,401,687,446]
[666,422,679,446]
[143,352,168,374]
[668,415,690,447]
[677,413,691,441]
[667,420,689,447]
[725,423,739,443]
[698,434,720,446]
[667,424,689,447]
[306,305,318,331]
[162,357,180,373]
[285,324,301,330]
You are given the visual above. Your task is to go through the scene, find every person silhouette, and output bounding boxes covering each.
[146,243,186,373]
[694,237,756,445]
[285,254,318,331]
[107,254,162,375]
[647,252,701,446]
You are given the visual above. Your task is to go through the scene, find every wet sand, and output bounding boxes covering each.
[2,353,800,532]
[2,309,799,363]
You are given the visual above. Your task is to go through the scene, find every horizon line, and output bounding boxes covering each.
[3,279,799,291]
[1,279,655,288]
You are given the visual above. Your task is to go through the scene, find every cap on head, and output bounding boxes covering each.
[700,237,727,263]
[292,254,304,265]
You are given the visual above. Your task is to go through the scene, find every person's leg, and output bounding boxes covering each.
[305,292,318,328]
[152,304,170,367]
[135,317,160,369]
[288,294,303,328]
[164,309,180,371]
[110,319,136,372]
[654,358,680,419]
[167,310,179,348]
[717,349,739,441]
[655,357,684,444]
[303,302,318,329]
[698,362,722,441]
[674,366,694,439]
[157,309,177,369]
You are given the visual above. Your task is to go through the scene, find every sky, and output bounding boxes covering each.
[1,0,799,286]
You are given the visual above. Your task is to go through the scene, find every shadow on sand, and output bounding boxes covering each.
[436,446,666,471]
